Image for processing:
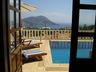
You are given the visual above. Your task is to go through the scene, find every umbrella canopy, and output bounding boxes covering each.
[21,3,37,12]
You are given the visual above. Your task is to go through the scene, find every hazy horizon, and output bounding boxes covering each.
[21,0,72,24]
[21,0,96,25]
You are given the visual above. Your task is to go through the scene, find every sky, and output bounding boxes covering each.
[80,0,96,4]
[79,0,96,25]
[21,0,96,25]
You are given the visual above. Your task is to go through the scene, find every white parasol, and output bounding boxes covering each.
[21,3,37,12]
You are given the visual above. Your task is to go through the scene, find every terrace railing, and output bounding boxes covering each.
[21,28,94,40]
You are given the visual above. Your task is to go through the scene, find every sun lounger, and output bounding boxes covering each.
[22,48,46,58]
[22,48,47,62]
[10,27,42,49]
[22,40,42,49]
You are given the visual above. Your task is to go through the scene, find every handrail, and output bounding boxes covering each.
[21,29,94,40]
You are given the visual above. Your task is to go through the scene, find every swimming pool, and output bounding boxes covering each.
[50,41,93,64]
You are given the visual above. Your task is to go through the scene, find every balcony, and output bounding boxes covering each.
[22,28,93,72]
[22,29,70,72]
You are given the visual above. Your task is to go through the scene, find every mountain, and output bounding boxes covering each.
[22,16,65,29]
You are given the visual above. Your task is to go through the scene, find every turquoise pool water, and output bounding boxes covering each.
[50,41,93,64]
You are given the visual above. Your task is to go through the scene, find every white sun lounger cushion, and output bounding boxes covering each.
[22,48,44,58]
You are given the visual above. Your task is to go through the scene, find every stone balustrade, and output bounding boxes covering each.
[21,28,94,40]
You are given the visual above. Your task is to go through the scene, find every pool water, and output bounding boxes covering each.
[50,41,93,64]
